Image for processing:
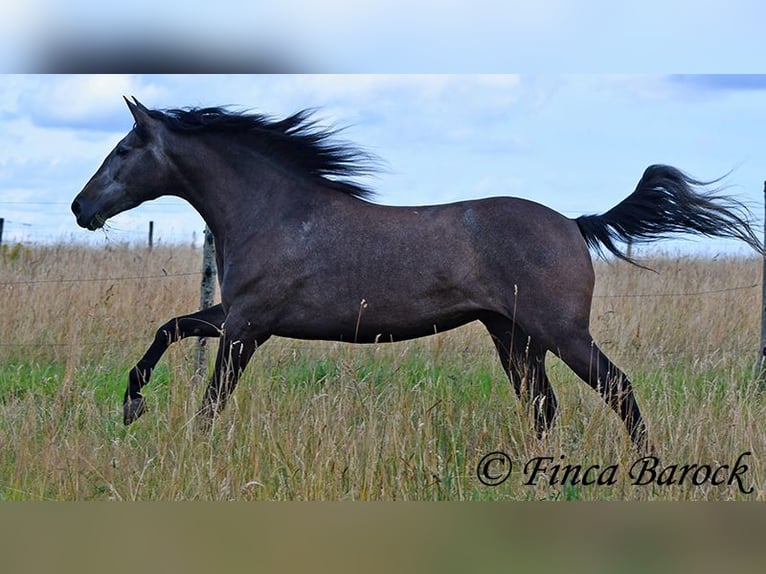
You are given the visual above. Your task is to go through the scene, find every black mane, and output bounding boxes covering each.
[147,106,379,200]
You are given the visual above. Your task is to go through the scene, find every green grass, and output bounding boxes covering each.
[0,338,763,501]
[1,245,764,500]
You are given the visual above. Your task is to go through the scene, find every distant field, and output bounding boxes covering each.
[0,243,763,500]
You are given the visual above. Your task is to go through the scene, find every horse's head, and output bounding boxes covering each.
[71,97,173,230]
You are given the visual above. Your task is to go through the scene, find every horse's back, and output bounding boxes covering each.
[454,196,591,270]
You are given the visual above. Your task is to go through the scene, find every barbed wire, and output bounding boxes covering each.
[0,271,199,286]
[0,199,185,206]
[593,282,759,298]
[0,338,755,361]
[0,213,204,246]
[0,270,758,298]
[1,229,762,360]
[0,218,33,226]
[0,338,139,349]
[0,284,759,357]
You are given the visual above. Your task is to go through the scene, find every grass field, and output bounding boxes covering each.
[0,242,764,500]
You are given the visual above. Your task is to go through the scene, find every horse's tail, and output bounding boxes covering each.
[574,164,764,265]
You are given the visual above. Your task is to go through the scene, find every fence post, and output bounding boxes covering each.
[195,226,217,379]
[760,182,766,376]
[148,221,154,250]
[0,218,4,245]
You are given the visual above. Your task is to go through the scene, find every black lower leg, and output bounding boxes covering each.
[124,305,225,425]
[529,362,558,437]
[606,379,648,450]
[482,316,558,439]
[197,334,263,423]
[560,337,649,451]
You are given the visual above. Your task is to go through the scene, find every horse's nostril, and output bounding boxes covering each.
[71,199,82,216]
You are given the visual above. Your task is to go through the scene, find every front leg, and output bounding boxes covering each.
[196,317,269,424]
[125,304,226,424]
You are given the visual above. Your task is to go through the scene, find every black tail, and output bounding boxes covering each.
[575,164,764,264]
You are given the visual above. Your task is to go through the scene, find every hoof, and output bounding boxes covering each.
[123,397,147,425]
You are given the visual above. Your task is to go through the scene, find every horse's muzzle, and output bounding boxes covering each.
[71,198,105,230]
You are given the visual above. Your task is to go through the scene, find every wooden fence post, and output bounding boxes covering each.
[195,226,217,379]
[760,181,766,377]
[148,221,154,250]
[0,218,4,245]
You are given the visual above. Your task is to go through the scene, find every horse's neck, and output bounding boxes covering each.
[175,145,325,242]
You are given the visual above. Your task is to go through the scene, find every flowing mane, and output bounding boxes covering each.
[146,106,379,200]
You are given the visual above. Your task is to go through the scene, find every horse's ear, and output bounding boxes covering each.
[124,96,158,133]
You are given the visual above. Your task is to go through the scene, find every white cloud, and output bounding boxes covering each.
[6,75,166,131]
[2,73,764,253]
[0,116,120,165]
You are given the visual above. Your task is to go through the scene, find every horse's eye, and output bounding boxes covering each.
[115,145,130,157]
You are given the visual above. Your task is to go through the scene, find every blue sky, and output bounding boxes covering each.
[1,74,766,256]
[3,1,765,72]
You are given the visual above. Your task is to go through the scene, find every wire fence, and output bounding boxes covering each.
[2,203,764,368]
[0,268,759,296]
[0,209,204,247]
[0,265,201,350]
[0,271,199,286]
[0,259,761,362]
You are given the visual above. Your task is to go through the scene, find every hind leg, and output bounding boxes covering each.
[527,351,558,437]
[482,315,558,437]
[555,331,649,451]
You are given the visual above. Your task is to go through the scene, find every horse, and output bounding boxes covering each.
[71,97,764,451]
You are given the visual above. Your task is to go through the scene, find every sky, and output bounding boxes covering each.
[1,74,766,256]
[2,1,765,72]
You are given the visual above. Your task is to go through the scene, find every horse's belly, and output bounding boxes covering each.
[274,310,478,344]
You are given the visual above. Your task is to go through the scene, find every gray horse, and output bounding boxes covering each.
[72,98,763,450]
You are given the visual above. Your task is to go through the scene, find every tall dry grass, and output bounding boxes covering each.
[0,242,201,364]
[0,243,764,500]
